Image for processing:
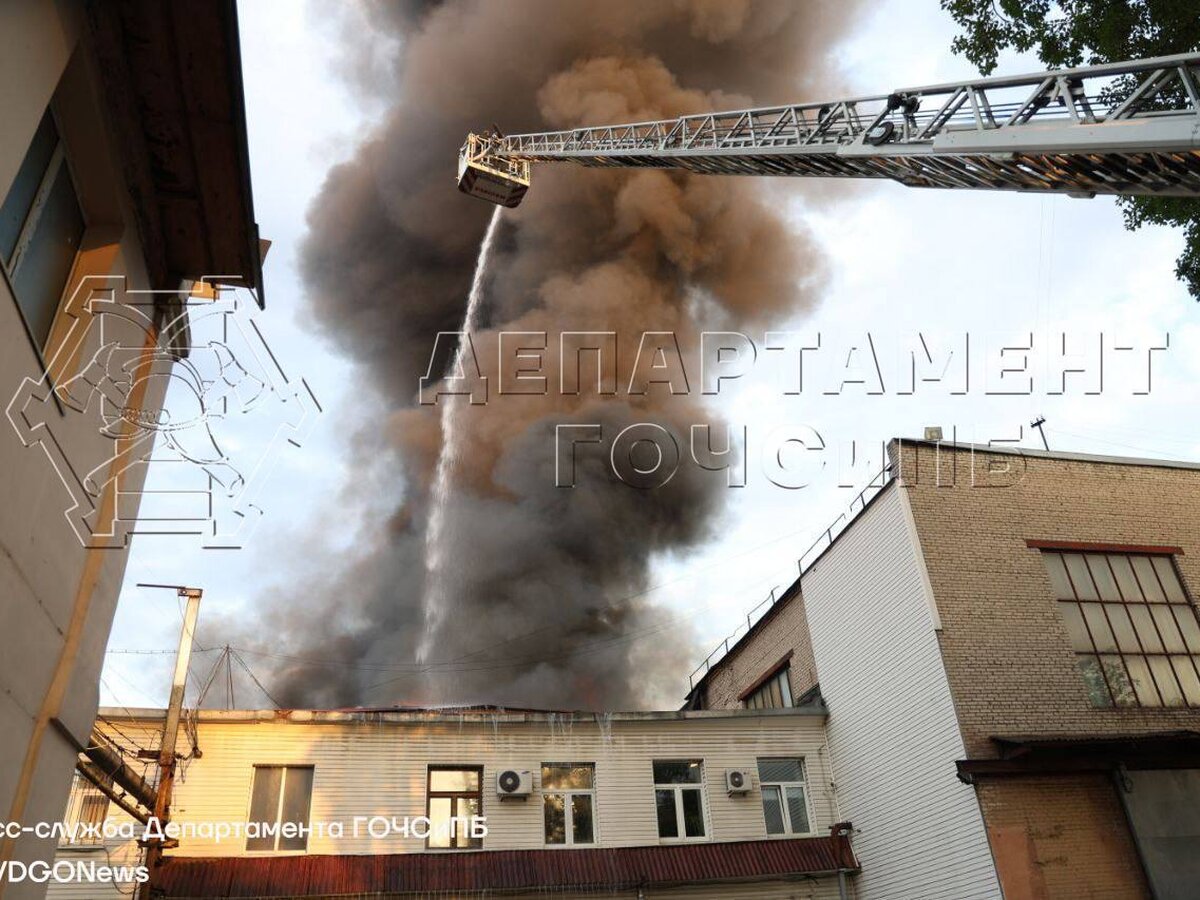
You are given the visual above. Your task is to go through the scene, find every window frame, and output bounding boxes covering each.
[244,764,315,853]
[541,762,597,847]
[1,105,86,354]
[62,773,109,846]
[757,757,814,838]
[1040,548,1200,709]
[425,765,484,851]
[739,654,795,710]
[652,759,709,843]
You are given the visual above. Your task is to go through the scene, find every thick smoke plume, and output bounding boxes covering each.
[257,0,862,710]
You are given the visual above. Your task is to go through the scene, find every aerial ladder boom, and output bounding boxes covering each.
[458,53,1200,207]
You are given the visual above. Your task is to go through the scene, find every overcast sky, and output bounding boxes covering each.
[99,0,1200,711]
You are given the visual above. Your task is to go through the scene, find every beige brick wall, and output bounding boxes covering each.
[895,440,1200,759]
[976,773,1149,900]
[694,588,819,710]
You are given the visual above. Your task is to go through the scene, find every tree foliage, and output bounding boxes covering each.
[941,1,1200,298]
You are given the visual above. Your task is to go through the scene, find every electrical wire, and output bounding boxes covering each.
[231,649,284,708]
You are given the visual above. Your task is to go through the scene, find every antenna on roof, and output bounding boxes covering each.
[1031,416,1050,451]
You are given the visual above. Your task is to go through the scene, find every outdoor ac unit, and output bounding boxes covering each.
[496,769,532,797]
[725,768,753,794]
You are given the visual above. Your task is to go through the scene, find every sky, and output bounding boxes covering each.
[98,0,1200,711]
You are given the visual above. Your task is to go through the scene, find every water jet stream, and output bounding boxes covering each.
[417,206,503,665]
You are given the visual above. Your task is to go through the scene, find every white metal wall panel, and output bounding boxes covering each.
[802,484,1001,899]
[109,714,838,858]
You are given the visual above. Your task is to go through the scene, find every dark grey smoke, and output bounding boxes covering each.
[251,0,863,710]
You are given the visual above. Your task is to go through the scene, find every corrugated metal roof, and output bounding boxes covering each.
[155,834,857,897]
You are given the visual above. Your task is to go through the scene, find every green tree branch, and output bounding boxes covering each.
[941,0,1200,298]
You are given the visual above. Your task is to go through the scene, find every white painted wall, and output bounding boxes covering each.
[801,483,1001,899]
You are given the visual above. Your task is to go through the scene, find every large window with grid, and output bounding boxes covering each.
[1042,550,1200,708]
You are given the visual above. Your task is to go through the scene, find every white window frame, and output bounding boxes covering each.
[245,764,314,853]
[541,763,597,846]
[652,760,708,843]
[758,757,814,837]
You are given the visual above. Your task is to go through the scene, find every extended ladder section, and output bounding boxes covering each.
[458,53,1200,205]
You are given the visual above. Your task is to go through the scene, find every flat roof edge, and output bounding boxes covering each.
[895,438,1200,472]
[95,705,827,725]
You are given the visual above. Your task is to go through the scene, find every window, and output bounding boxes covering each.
[744,665,793,709]
[653,760,706,840]
[758,758,812,836]
[63,774,108,845]
[246,765,314,851]
[1043,550,1200,708]
[1,109,85,349]
[427,766,483,849]
[542,763,595,845]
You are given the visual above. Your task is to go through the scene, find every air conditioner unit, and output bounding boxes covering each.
[496,769,532,797]
[725,768,753,794]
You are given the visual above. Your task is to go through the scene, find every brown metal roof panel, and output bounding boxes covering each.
[155,834,854,896]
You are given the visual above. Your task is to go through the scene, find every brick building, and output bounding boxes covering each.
[686,438,1200,900]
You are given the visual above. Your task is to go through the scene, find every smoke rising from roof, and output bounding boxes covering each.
[254,0,862,710]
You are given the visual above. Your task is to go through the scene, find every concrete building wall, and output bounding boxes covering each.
[0,5,168,893]
[801,483,1001,900]
[696,588,819,711]
[895,440,1200,757]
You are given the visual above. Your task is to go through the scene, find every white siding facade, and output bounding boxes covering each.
[163,709,836,856]
[51,708,852,899]
[802,483,1001,899]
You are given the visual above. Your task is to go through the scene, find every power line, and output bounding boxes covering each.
[106,648,222,656]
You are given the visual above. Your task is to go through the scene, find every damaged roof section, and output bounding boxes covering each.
[85,0,264,305]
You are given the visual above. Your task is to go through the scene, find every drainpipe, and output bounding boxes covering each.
[830,821,857,900]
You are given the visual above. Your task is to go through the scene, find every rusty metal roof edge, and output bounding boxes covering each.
[154,834,855,897]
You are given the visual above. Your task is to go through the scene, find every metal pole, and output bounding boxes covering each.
[138,586,201,899]
[1031,416,1050,451]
